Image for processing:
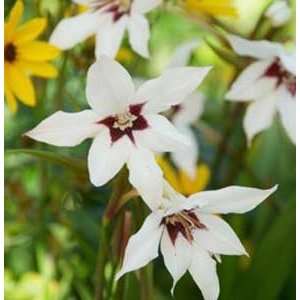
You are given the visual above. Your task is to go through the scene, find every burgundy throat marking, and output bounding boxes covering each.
[265,58,296,96]
[98,103,148,144]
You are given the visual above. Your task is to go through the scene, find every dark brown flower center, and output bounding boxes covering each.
[265,58,296,96]
[162,210,206,245]
[4,43,17,63]
[98,103,148,143]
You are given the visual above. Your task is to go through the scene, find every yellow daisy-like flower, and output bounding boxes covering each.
[4,0,60,113]
[157,156,211,196]
[184,0,238,18]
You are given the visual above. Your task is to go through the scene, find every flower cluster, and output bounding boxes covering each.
[5,0,294,299]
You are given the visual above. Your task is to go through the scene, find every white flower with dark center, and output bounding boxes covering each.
[165,40,206,178]
[116,181,277,300]
[265,0,291,27]
[25,56,211,205]
[226,35,295,145]
[50,0,161,58]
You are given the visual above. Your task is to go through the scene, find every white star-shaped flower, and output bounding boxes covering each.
[50,0,161,58]
[226,35,295,145]
[116,180,277,300]
[25,56,211,204]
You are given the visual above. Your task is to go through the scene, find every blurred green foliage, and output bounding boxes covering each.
[4,0,295,299]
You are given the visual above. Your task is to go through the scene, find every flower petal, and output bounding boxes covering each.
[227,34,283,59]
[25,110,100,146]
[128,14,150,58]
[88,130,131,186]
[265,1,291,27]
[173,91,205,125]
[225,60,275,101]
[50,11,101,49]
[86,56,135,116]
[116,212,163,280]
[136,66,211,114]
[136,114,191,153]
[160,230,192,294]
[5,0,24,42]
[13,18,47,44]
[131,0,161,14]
[276,89,296,144]
[18,61,58,78]
[19,41,60,61]
[188,185,278,214]
[4,81,18,113]
[193,213,247,256]
[95,16,128,59]
[127,147,163,210]
[244,95,276,144]
[167,40,200,68]
[171,126,198,178]
[189,247,219,300]
[6,63,35,106]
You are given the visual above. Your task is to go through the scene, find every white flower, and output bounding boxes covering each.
[165,40,206,178]
[265,0,291,27]
[226,35,296,145]
[25,56,211,206]
[116,181,277,299]
[50,0,161,58]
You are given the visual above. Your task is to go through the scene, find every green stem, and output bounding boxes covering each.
[140,264,154,300]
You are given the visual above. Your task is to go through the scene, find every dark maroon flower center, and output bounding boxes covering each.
[265,58,296,96]
[98,103,148,144]
[161,210,207,245]
[4,43,17,63]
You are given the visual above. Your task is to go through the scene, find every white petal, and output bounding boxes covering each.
[160,230,192,294]
[244,95,277,144]
[73,0,91,4]
[116,212,163,280]
[136,114,191,153]
[127,147,163,210]
[280,52,296,75]
[25,110,100,146]
[227,34,284,59]
[265,1,291,27]
[88,130,131,186]
[135,67,211,114]
[188,185,278,214]
[131,0,161,14]
[50,12,101,49]
[189,247,219,300]
[95,16,128,59]
[226,60,276,101]
[171,126,198,178]
[128,14,150,58]
[276,89,296,144]
[173,91,205,125]
[86,56,135,116]
[167,40,200,68]
[193,213,247,256]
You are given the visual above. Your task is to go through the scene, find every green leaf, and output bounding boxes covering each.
[235,199,295,300]
[6,149,88,176]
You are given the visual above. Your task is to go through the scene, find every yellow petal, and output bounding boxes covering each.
[5,0,24,41]
[156,156,182,193]
[13,18,47,44]
[185,0,238,17]
[6,63,36,106]
[18,61,58,78]
[4,76,18,113]
[179,163,211,196]
[19,41,60,61]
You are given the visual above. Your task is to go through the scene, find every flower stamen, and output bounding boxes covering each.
[4,43,17,63]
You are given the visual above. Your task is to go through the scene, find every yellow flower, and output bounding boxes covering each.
[4,1,60,113]
[184,0,238,18]
[157,156,211,196]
